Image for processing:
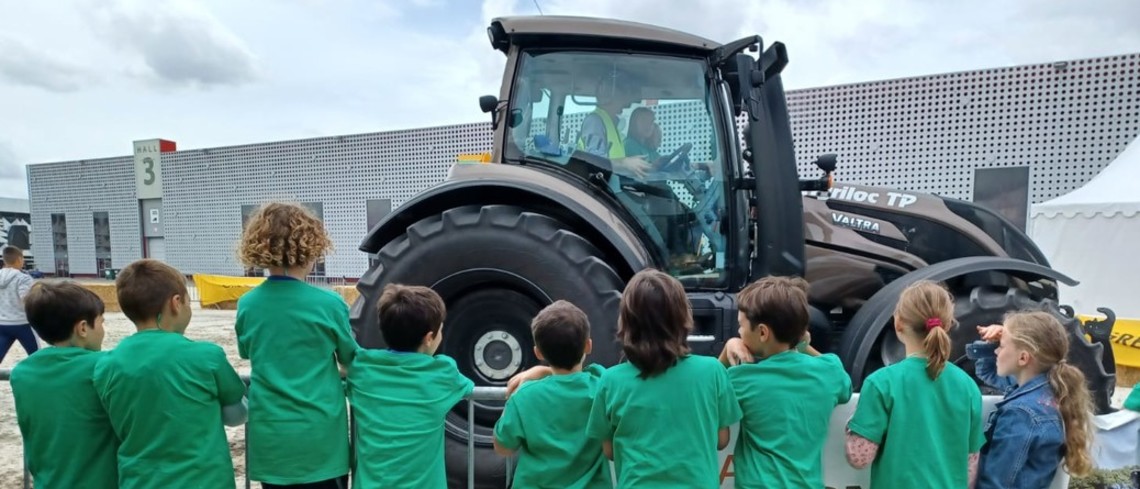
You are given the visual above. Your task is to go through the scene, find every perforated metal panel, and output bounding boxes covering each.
[26,53,1140,278]
[26,157,140,275]
[789,53,1140,203]
[160,123,492,277]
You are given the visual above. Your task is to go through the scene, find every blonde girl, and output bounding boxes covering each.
[969,311,1094,487]
[845,280,984,489]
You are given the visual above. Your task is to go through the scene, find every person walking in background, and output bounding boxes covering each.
[0,245,37,363]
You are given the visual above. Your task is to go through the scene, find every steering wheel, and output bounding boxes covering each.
[655,143,693,175]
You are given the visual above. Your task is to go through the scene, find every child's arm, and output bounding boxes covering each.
[715,361,742,450]
[333,302,359,368]
[506,365,553,397]
[602,440,613,460]
[966,340,1017,393]
[719,338,753,367]
[968,453,979,489]
[973,406,1036,488]
[845,377,888,469]
[210,345,249,426]
[492,395,523,457]
[797,330,821,357]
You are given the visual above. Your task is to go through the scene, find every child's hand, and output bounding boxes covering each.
[505,366,553,398]
[976,325,1004,343]
[722,338,754,366]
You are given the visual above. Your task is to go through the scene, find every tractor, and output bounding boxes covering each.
[349,15,1114,487]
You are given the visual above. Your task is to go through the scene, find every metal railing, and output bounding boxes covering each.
[0,368,512,489]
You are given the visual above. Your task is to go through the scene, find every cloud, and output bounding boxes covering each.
[0,141,22,179]
[85,0,260,88]
[0,36,93,92]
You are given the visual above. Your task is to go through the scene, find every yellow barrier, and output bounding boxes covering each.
[192,274,265,307]
[1079,314,1140,369]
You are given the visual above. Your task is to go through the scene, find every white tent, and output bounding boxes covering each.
[1031,136,1140,318]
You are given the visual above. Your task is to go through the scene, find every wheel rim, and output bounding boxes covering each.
[430,269,550,445]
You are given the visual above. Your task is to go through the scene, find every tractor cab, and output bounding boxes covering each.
[481,16,802,290]
[500,50,734,286]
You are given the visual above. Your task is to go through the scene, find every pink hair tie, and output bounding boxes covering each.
[925,318,943,331]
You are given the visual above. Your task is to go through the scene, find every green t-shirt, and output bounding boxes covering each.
[494,363,613,489]
[93,330,247,489]
[847,357,984,489]
[346,350,475,489]
[1125,382,1140,411]
[235,277,358,483]
[11,347,119,489]
[728,351,852,489]
[587,355,741,489]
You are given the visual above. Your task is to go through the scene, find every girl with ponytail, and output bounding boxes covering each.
[845,280,985,489]
[968,311,1094,487]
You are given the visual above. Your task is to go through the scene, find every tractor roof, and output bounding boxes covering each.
[490,15,721,53]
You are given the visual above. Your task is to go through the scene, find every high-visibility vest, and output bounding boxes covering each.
[577,108,625,159]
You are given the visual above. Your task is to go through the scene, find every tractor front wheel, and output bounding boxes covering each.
[349,204,624,488]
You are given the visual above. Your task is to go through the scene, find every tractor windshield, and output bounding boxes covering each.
[505,49,731,286]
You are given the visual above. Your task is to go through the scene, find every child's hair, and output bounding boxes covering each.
[238,202,332,269]
[1003,311,1093,476]
[617,269,691,379]
[531,300,590,370]
[24,281,105,343]
[737,276,810,344]
[894,280,955,380]
[377,284,446,352]
[2,245,21,265]
[116,259,189,324]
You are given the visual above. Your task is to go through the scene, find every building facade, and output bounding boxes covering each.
[26,52,1140,279]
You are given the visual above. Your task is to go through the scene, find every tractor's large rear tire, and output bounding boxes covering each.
[860,285,1115,414]
[349,204,624,488]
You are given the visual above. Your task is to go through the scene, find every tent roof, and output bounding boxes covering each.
[1033,135,1140,219]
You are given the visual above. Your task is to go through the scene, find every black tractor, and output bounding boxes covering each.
[349,15,1114,487]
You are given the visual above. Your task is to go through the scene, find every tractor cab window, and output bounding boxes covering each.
[506,50,731,287]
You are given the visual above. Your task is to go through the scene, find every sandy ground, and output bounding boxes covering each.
[1,307,1136,489]
[0,307,255,489]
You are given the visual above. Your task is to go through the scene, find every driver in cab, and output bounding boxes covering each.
[575,71,655,180]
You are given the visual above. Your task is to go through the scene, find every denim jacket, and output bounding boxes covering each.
[966,341,1065,489]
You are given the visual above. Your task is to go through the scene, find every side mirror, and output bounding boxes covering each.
[814,153,837,173]
[479,95,499,114]
[800,154,838,192]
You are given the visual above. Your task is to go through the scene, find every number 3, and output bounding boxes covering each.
[143,157,155,185]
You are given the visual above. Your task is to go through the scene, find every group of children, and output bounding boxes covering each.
[2,201,1102,488]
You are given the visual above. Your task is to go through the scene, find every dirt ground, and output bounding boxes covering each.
[0,307,255,489]
[1,307,1136,489]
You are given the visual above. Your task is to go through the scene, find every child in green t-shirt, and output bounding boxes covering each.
[235,202,358,489]
[346,284,475,489]
[10,281,118,489]
[717,276,851,489]
[93,259,248,489]
[586,268,741,489]
[492,300,613,489]
[844,280,984,489]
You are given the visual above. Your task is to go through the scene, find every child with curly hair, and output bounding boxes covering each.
[845,280,984,489]
[969,311,1094,487]
[235,202,359,489]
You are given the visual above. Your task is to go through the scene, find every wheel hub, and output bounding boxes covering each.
[473,330,522,380]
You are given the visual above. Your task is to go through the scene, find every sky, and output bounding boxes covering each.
[2,0,1139,199]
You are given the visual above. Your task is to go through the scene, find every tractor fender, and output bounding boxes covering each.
[358,164,654,279]
[837,256,1078,388]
